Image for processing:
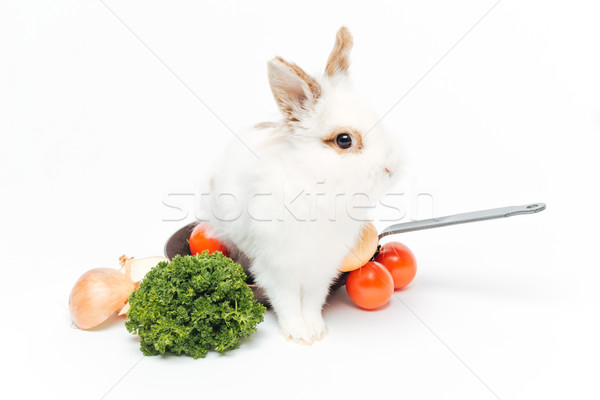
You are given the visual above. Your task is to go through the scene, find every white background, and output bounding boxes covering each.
[1,0,599,399]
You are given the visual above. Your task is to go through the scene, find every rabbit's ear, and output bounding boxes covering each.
[326,26,353,77]
[268,56,322,123]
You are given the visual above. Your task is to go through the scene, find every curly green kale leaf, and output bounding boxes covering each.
[125,252,266,359]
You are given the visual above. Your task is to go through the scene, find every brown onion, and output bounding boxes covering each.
[69,268,135,329]
[339,222,379,272]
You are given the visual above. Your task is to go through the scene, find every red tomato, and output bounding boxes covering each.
[375,242,417,290]
[346,261,394,310]
[189,223,229,257]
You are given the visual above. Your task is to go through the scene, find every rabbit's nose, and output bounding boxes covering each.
[384,167,392,175]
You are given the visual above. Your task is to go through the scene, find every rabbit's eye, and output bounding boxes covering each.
[323,127,363,153]
[335,133,353,149]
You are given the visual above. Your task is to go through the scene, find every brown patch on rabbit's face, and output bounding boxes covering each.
[322,127,363,154]
[326,27,354,77]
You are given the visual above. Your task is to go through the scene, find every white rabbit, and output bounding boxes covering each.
[206,27,401,344]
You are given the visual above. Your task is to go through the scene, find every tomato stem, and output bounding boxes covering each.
[369,244,381,262]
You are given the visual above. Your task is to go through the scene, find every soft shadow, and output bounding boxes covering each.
[323,285,351,316]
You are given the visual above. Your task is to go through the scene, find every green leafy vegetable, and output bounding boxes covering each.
[125,252,266,359]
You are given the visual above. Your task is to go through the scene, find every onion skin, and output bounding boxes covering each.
[118,302,130,316]
[69,268,135,330]
[119,256,169,283]
[339,222,379,272]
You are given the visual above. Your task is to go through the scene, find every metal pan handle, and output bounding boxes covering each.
[378,203,546,239]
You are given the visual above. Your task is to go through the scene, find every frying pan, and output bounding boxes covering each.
[164,203,546,306]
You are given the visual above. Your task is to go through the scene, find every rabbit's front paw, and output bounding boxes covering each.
[279,317,314,345]
[304,313,328,342]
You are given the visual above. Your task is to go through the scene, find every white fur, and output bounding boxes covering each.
[205,44,400,344]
